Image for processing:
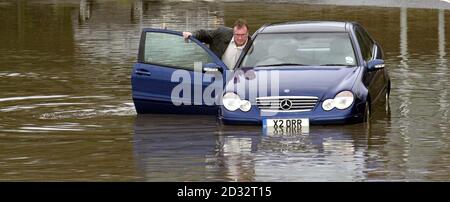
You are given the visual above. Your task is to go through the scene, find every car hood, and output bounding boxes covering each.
[226,66,360,100]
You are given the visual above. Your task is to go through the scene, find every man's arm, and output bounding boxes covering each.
[183,29,215,44]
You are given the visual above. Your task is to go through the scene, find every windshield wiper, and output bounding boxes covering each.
[319,64,353,67]
[256,63,307,67]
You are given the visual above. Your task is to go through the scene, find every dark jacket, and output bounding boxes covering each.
[192,26,234,59]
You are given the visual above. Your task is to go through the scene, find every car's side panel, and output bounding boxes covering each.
[132,29,227,115]
[353,25,386,106]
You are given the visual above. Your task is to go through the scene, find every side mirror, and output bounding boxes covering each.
[367,59,385,71]
[203,63,222,73]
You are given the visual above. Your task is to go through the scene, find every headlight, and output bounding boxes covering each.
[222,92,241,111]
[321,91,354,111]
[222,92,252,112]
[334,91,354,110]
[322,99,335,111]
[239,100,252,112]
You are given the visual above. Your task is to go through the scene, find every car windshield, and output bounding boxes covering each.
[240,32,357,68]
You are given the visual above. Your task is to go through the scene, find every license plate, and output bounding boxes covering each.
[263,118,309,135]
[263,118,309,128]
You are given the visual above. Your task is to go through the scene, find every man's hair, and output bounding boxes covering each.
[233,19,249,31]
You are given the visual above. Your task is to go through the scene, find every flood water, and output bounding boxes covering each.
[1,0,450,181]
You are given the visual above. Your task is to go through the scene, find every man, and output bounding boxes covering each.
[183,19,250,70]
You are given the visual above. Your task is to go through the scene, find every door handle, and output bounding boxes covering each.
[135,69,151,76]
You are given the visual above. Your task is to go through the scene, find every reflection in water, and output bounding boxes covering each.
[438,9,448,129]
[131,0,143,24]
[392,6,412,179]
[79,0,91,24]
[1,0,450,181]
[133,110,391,181]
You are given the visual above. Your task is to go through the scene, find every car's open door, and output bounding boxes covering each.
[131,28,227,114]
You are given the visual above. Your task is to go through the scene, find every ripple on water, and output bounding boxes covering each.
[39,103,136,120]
[0,95,69,103]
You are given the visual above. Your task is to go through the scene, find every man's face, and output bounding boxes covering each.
[233,26,248,47]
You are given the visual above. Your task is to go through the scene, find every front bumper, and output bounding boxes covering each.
[219,100,366,125]
[220,113,363,125]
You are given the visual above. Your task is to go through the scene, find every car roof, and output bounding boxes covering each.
[259,21,352,33]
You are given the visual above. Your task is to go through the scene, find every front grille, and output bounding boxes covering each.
[256,96,318,112]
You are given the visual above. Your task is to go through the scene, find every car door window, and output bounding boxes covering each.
[354,27,372,62]
[359,27,374,48]
[144,32,214,71]
[359,26,376,58]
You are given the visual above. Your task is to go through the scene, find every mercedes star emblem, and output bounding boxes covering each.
[280,99,292,110]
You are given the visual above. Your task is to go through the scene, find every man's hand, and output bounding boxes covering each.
[182,32,192,39]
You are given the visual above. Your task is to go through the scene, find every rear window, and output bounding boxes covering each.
[240,32,357,67]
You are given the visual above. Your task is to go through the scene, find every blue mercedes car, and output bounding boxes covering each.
[131,21,390,127]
